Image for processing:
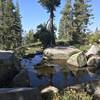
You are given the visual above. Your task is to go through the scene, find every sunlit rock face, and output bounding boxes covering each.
[0,50,18,87]
[67,52,87,68]
[0,88,42,100]
[43,46,80,65]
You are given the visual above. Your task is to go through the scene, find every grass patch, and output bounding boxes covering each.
[74,44,90,51]
[58,89,93,100]
[42,89,93,100]
[25,46,41,55]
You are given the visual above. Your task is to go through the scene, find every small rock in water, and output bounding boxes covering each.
[41,86,59,93]
[12,69,30,87]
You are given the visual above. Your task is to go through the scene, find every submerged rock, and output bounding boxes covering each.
[67,52,87,67]
[12,70,30,87]
[0,88,42,100]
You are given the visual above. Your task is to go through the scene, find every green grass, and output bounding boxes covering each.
[43,89,93,100]
[73,44,90,51]
[25,46,41,55]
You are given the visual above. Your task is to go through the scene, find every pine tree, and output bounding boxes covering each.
[0,0,22,50]
[59,0,73,42]
[38,0,60,46]
[25,29,35,44]
[59,0,92,44]
[13,0,22,48]
[0,0,5,49]
[3,0,16,49]
[73,0,92,43]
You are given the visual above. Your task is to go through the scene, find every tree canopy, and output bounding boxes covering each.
[0,0,22,50]
[38,0,60,46]
[59,0,92,44]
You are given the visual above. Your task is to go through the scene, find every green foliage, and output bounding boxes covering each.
[25,29,35,44]
[38,0,60,12]
[35,23,51,48]
[59,0,73,42]
[0,0,22,50]
[59,0,92,44]
[88,29,100,44]
[13,0,22,47]
[58,89,93,100]
[42,89,92,100]
[74,44,90,51]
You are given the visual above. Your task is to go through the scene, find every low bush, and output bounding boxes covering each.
[42,89,93,100]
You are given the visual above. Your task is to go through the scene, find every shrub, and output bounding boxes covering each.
[58,89,93,100]
[43,89,93,100]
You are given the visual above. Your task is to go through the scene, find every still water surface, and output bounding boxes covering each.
[21,54,100,89]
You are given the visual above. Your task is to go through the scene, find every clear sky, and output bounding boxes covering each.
[13,0,100,33]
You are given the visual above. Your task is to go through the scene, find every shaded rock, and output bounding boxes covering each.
[85,81,100,99]
[12,70,30,87]
[44,46,80,64]
[0,50,18,87]
[0,88,42,100]
[67,52,87,67]
[87,55,100,68]
[86,45,100,57]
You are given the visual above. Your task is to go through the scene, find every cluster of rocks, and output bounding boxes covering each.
[0,44,100,99]
[43,44,100,99]
[0,88,41,100]
[0,50,31,88]
[44,45,100,69]
[0,51,43,100]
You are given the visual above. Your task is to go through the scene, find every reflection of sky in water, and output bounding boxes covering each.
[21,54,100,89]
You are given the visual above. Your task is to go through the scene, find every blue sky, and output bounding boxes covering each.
[13,0,100,33]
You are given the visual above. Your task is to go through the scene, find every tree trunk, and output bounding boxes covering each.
[50,10,55,46]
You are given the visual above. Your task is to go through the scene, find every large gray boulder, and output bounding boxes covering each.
[0,50,18,87]
[87,55,100,68]
[67,52,87,68]
[44,46,80,61]
[0,88,42,100]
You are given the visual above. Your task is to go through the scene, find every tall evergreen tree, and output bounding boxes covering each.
[38,0,60,46]
[3,0,16,49]
[13,0,22,48]
[73,0,92,43]
[59,0,73,42]
[0,0,22,50]
[0,0,5,48]
[59,0,92,44]
[25,29,35,44]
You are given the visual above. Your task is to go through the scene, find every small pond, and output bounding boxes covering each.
[21,53,100,89]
